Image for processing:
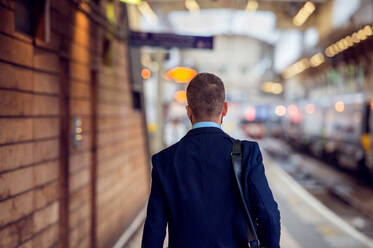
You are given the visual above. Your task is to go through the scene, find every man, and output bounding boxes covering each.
[142,73,281,248]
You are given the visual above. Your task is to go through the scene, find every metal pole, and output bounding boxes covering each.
[155,49,164,152]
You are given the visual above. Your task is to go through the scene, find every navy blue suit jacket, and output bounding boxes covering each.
[142,127,281,248]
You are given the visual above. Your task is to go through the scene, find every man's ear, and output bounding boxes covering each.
[222,102,228,117]
[186,105,192,120]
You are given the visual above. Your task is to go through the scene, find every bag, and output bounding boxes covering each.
[231,140,261,248]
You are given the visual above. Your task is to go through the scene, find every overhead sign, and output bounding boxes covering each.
[129,31,214,49]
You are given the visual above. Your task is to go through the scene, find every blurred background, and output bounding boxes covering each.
[0,0,373,247]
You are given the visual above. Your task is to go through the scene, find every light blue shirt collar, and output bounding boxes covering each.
[192,121,221,129]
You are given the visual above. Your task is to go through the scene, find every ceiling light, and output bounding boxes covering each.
[282,58,310,79]
[246,0,258,12]
[185,0,200,12]
[120,0,141,4]
[261,81,283,94]
[310,53,324,67]
[293,1,316,27]
[363,25,373,36]
[137,1,158,23]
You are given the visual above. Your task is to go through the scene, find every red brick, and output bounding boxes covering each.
[97,142,128,162]
[74,236,90,248]
[70,43,91,65]
[0,5,13,34]
[0,222,19,248]
[70,99,90,116]
[0,90,33,116]
[97,116,126,131]
[70,80,91,99]
[69,216,90,248]
[33,72,59,94]
[32,224,58,248]
[70,25,92,50]
[18,240,32,248]
[50,0,72,19]
[69,168,90,194]
[34,181,59,210]
[34,139,59,163]
[50,9,71,36]
[0,190,33,227]
[18,215,34,242]
[0,62,33,91]
[33,118,59,139]
[33,48,59,73]
[0,118,33,144]
[33,202,59,233]
[74,11,90,30]
[0,215,34,247]
[69,201,90,230]
[97,103,129,117]
[0,167,33,200]
[33,160,59,186]
[70,61,90,82]
[0,142,34,172]
[69,219,90,248]
[69,151,91,174]
[33,95,59,116]
[69,186,90,213]
[0,33,33,67]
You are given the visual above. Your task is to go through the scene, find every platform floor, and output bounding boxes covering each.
[122,153,373,248]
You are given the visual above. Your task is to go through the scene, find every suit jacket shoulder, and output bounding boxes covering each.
[151,141,180,170]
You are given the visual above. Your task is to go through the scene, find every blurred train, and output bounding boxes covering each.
[240,94,373,178]
[281,93,372,176]
[240,104,282,139]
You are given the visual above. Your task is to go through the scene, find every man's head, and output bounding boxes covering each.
[186,72,228,124]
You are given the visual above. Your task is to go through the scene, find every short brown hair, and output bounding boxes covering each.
[186,73,225,120]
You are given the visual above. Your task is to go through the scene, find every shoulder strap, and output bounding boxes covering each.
[231,140,260,248]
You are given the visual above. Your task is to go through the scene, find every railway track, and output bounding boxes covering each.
[261,138,373,238]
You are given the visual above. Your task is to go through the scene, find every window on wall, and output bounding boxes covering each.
[132,91,143,110]
[14,0,50,41]
[102,35,114,66]
[128,47,146,110]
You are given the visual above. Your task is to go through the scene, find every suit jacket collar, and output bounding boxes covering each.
[185,126,229,137]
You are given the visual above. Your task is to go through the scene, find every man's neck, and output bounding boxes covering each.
[192,119,221,126]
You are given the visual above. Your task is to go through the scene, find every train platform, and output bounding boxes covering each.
[120,152,373,248]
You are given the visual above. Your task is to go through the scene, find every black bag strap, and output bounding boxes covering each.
[231,139,260,248]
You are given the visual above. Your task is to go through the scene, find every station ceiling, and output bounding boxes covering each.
[145,0,329,29]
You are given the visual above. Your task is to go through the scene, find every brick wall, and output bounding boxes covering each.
[0,1,150,248]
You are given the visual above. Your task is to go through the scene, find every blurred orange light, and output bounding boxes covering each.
[174,90,187,103]
[305,104,315,114]
[335,101,344,112]
[275,105,286,116]
[245,106,256,121]
[141,68,151,79]
[166,67,197,83]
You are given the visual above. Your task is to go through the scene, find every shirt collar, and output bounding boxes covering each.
[192,121,221,129]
